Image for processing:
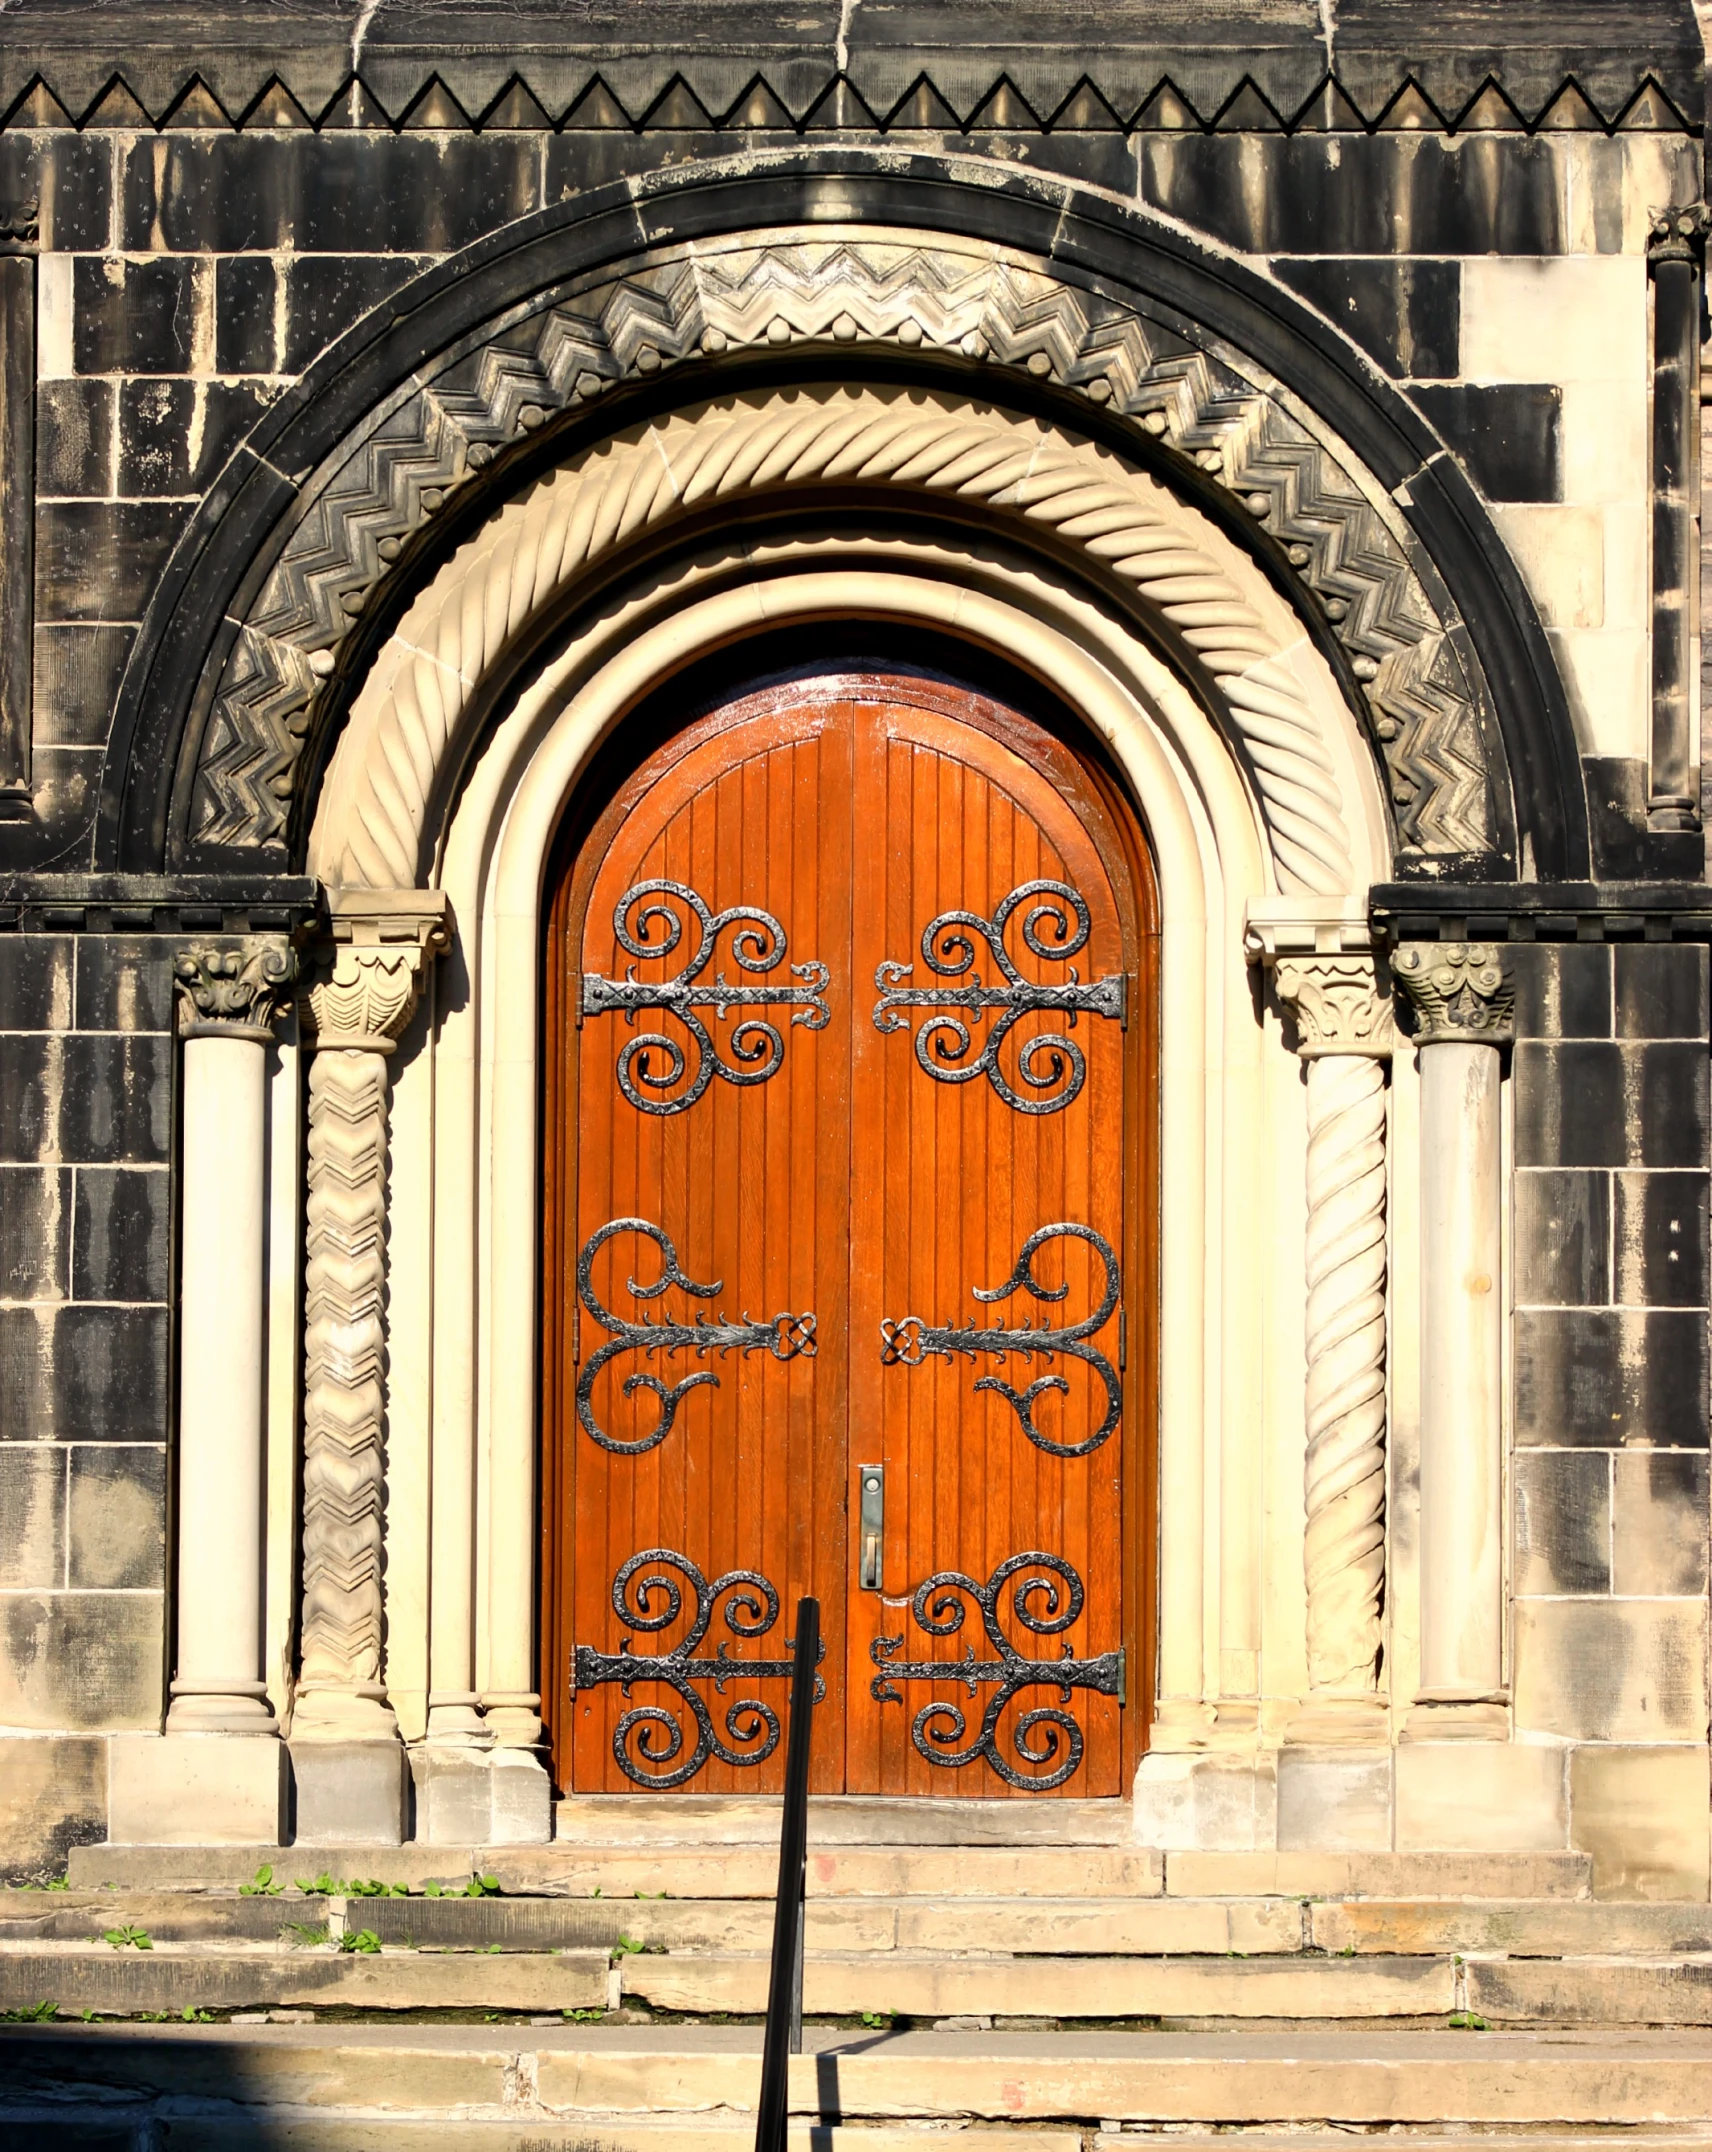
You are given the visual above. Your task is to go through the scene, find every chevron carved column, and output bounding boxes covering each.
[292,898,448,1781]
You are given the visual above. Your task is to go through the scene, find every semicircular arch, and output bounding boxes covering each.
[92,155,1581,879]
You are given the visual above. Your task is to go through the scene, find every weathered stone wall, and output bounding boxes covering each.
[1511,942,1712,1896]
[0,930,172,1876]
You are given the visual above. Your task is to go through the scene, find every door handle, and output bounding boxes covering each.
[858,1465,884,1591]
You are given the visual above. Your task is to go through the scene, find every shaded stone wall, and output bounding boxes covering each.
[1511,943,1712,1894]
[0,930,172,1875]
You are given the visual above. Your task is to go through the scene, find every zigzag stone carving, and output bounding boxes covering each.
[292,940,433,1743]
[190,234,1495,861]
[310,385,1354,895]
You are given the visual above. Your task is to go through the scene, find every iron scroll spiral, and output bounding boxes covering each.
[572,1549,824,1789]
[869,1551,1123,1791]
[879,1222,1122,1458]
[576,1218,816,1456]
[582,880,830,1114]
[872,880,1125,1115]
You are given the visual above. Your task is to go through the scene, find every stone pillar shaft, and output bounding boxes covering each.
[1273,949,1392,1741]
[1392,941,1514,1738]
[168,942,296,1734]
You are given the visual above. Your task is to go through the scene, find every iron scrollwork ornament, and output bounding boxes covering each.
[583,879,830,1114]
[573,1549,824,1789]
[880,1222,1122,1458]
[872,880,1124,1115]
[576,1218,816,1456]
[869,1552,1122,1792]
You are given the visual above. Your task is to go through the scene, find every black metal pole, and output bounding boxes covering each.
[755,1595,818,2152]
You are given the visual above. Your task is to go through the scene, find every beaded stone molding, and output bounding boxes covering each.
[190,231,1499,866]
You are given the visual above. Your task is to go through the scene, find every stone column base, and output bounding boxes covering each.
[1132,1752,1278,1850]
[290,1739,409,1846]
[1276,1745,1393,1851]
[411,1746,553,1845]
[109,1734,287,1846]
[1396,1739,1567,1852]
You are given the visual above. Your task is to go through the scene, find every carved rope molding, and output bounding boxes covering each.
[191,236,1493,861]
[307,383,1355,896]
[1274,953,1392,1724]
[293,940,433,1740]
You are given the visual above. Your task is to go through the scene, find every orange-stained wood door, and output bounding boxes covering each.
[542,668,1155,1798]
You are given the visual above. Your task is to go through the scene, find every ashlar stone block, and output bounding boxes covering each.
[290,1738,408,1845]
[0,1733,107,1880]
[1132,1754,1278,1851]
[1570,1743,1710,1901]
[1396,1741,1567,1853]
[1514,1598,1709,1743]
[1514,1449,1610,1595]
[1276,1747,1393,1852]
[110,1733,287,1846]
[1612,1451,1710,1596]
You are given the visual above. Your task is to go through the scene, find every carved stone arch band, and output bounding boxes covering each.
[183,229,1501,871]
[308,384,1361,900]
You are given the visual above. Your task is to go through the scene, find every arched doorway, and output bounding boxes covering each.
[541,656,1158,1798]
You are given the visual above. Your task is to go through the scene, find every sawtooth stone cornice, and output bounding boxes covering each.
[187,228,1498,869]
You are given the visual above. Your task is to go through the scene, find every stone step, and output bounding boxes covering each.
[0,1944,609,2016]
[554,1794,1138,1845]
[19,1890,1712,1963]
[0,2025,1705,2125]
[65,1841,1592,1902]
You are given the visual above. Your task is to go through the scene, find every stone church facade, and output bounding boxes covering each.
[0,1,1707,1899]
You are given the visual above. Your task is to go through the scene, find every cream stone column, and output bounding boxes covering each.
[1272,950,1394,1744]
[290,893,447,1844]
[167,940,298,1738]
[1391,942,1514,1739]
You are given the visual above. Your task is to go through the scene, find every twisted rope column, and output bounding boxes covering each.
[293,900,447,1746]
[1273,949,1394,1743]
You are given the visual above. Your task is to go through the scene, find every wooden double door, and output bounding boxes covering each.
[543,665,1156,1796]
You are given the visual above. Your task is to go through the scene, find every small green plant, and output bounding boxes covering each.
[1337,1946,1357,1959]
[481,1942,503,1954]
[179,2006,215,2023]
[860,2010,894,2030]
[466,1873,501,1897]
[611,1934,643,1958]
[1,2001,58,2023]
[347,1879,410,1899]
[295,1873,343,1898]
[562,2006,605,2023]
[239,1864,281,1898]
[590,1886,602,1899]
[339,1928,382,1955]
[424,1881,445,1899]
[281,1921,328,1947]
[634,1889,666,1900]
[103,1926,152,1951]
[17,1877,70,1893]
[1448,2010,1488,2031]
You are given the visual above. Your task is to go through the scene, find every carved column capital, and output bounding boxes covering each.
[1390,942,1515,1047]
[300,890,451,1054]
[1274,953,1394,1060]
[175,938,299,1041]
[1648,201,1709,271]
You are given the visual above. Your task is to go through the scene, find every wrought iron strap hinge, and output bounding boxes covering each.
[880,1222,1121,1458]
[870,1552,1121,1791]
[582,879,830,1114]
[576,1218,816,1455]
[872,879,1125,1115]
[572,1550,824,1789]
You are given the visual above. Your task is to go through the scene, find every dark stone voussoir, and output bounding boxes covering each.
[1271,256,1460,381]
